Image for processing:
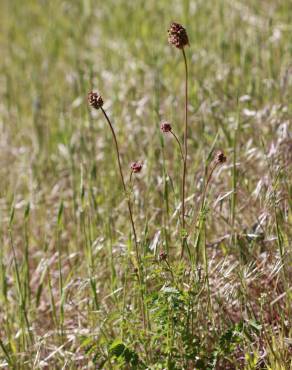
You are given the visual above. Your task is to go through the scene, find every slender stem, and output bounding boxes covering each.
[201,162,219,206]
[129,170,133,184]
[9,227,33,344]
[188,159,222,255]
[181,47,188,258]
[101,107,139,256]
[170,131,184,161]
[100,107,147,332]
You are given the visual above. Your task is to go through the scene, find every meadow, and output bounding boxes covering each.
[0,0,291,368]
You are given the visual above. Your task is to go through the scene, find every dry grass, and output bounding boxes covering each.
[0,0,291,368]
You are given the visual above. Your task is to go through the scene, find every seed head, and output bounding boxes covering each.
[168,22,189,49]
[131,162,143,173]
[159,251,167,261]
[215,150,227,164]
[88,91,103,110]
[160,121,172,133]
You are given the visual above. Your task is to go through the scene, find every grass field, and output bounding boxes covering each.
[0,0,291,368]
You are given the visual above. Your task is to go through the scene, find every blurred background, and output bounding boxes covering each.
[0,0,291,367]
[0,0,290,235]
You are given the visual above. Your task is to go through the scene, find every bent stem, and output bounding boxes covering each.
[100,107,147,330]
[180,47,189,259]
[129,169,134,184]
[170,130,184,161]
[202,161,220,206]
[101,107,138,255]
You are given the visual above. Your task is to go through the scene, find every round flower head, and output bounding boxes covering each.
[215,150,227,164]
[159,251,167,261]
[160,121,172,133]
[168,22,189,49]
[88,91,103,110]
[131,162,143,173]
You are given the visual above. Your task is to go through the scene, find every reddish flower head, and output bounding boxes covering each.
[215,150,227,164]
[159,251,167,261]
[131,162,143,173]
[168,22,189,49]
[88,91,103,110]
[160,121,172,133]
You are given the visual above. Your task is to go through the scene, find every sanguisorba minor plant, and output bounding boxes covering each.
[87,92,147,331]
[88,23,226,368]
[162,23,227,264]
[167,22,190,258]
[88,22,227,269]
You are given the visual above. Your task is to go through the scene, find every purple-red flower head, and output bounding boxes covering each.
[168,22,189,49]
[160,121,172,133]
[131,162,143,173]
[159,251,167,261]
[88,91,103,110]
[215,150,227,164]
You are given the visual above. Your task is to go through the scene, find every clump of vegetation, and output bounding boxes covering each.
[0,0,291,368]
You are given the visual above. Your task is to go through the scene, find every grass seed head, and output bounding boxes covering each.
[88,91,104,110]
[168,22,189,49]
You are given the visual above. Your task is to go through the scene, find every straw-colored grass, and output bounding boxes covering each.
[0,0,291,368]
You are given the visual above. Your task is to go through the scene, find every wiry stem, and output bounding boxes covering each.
[180,47,188,258]
[129,170,134,184]
[170,130,184,161]
[100,107,147,331]
[100,107,139,260]
[201,162,219,206]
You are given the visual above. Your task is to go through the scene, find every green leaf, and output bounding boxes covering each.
[57,201,64,225]
[109,340,125,357]
[24,202,30,219]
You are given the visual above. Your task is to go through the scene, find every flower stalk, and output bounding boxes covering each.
[99,107,139,263]
[180,47,189,258]
[167,22,190,258]
[88,93,147,330]
[160,121,184,161]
